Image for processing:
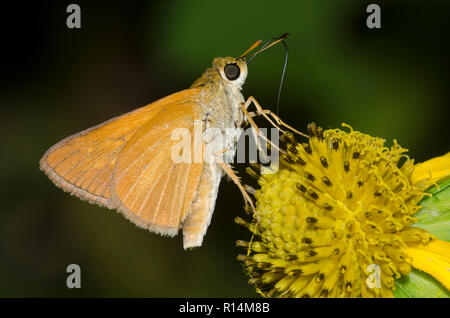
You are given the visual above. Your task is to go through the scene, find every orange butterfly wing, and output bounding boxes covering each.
[40,89,202,211]
[110,102,204,236]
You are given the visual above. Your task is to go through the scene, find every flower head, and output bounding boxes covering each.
[237,123,449,298]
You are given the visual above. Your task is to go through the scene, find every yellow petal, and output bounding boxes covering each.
[411,152,450,187]
[405,240,450,291]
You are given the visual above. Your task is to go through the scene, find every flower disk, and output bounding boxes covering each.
[237,123,433,298]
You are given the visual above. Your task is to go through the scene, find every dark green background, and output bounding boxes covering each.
[0,0,449,297]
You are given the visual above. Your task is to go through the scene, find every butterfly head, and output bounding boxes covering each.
[213,56,248,89]
[191,34,289,92]
[191,56,248,91]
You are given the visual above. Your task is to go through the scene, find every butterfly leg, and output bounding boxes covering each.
[214,148,256,214]
[244,96,309,138]
[239,102,284,155]
[239,103,266,154]
[219,161,256,214]
[242,96,285,133]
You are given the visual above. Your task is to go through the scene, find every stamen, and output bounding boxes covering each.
[320,156,329,168]
[322,177,332,187]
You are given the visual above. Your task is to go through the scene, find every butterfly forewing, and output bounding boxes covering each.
[40,89,201,213]
[111,101,204,236]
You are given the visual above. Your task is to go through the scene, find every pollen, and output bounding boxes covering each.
[237,123,434,298]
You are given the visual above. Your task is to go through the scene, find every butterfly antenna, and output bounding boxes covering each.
[246,33,288,65]
[276,41,288,116]
[246,40,270,64]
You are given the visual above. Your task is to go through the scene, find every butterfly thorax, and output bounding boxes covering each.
[191,56,248,131]
[191,57,248,165]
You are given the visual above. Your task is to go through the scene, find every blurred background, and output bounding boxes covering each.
[0,0,449,297]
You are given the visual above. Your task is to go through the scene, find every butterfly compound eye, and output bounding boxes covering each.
[224,63,240,81]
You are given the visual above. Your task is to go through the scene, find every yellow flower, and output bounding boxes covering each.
[237,123,450,298]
